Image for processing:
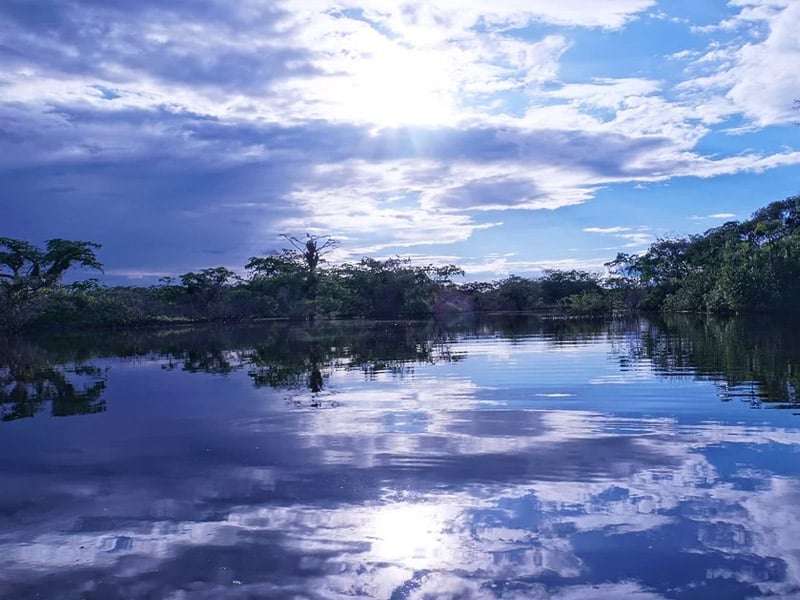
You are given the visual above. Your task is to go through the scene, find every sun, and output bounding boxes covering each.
[341,45,459,127]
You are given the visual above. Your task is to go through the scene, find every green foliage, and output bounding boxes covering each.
[560,290,613,316]
[246,234,338,319]
[246,250,307,317]
[496,275,540,311]
[611,195,800,314]
[458,281,499,312]
[0,237,103,331]
[325,257,464,319]
[490,270,603,313]
[9,195,800,332]
[540,269,602,304]
[179,267,240,318]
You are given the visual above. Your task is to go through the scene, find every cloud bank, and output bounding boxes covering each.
[1,0,798,279]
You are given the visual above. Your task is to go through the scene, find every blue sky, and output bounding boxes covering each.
[2,0,799,283]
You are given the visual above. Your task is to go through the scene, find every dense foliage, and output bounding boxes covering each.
[607,195,800,313]
[2,195,800,332]
[1,235,609,331]
[0,238,102,331]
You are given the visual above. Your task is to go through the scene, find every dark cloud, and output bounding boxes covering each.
[0,0,678,281]
[432,177,543,210]
[0,0,317,92]
[3,160,297,277]
[0,98,678,279]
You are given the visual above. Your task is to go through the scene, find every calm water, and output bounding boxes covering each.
[2,315,800,599]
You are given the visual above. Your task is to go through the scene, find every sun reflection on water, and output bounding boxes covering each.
[367,502,456,569]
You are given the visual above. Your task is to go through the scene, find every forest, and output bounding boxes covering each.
[2,195,799,332]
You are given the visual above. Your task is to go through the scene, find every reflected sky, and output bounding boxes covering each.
[2,317,800,598]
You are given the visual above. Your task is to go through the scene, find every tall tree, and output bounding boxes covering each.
[282,233,338,303]
[0,238,102,331]
[247,234,338,319]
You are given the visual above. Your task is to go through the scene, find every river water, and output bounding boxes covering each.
[1,315,800,599]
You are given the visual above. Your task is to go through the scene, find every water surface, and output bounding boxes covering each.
[2,315,800,599]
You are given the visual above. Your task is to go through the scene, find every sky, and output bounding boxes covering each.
[2,0,800,284]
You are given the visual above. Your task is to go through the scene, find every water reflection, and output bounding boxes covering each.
[5,406,800,598]
[619,314,800,408]
[6,315,798,412]
[0,339,107,421]
[1,316,800,598]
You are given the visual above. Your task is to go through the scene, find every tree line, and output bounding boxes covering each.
[2,195,799,332]
[606,194,800,312]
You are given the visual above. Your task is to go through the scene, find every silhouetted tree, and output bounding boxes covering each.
[247,234,338,319]
[179,267,239,318]
[282,233,339,314]
[0,238,102,331]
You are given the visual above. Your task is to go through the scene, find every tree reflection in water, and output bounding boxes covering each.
[4,316,800,598]
[1,320,467,417]
[0,340,107,421]
[616,314,800,409]
[3,314,800,421]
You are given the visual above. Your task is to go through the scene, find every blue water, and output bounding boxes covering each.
[1,315,799,599]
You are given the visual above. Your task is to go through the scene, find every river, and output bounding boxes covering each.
[2,314,799,599]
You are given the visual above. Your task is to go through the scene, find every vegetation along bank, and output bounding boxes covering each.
[2,195,799,332]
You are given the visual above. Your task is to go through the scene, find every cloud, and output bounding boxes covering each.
[0,0,799,281]
[584,226,631,234]
[431,177,545,211]
[2,93,793,277]
[690,212,737,221]
[0,2,317,96]
[680,1,800,127]
[459,255,609,277]
[584,225,654,249]
[304,0,658,32]
[545,77,662,111]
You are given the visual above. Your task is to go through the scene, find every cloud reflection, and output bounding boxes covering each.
[2,321,800,598]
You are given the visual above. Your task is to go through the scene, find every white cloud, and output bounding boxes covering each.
[1,0,799,280]
[280,176,503,255]
[584,226,631,234]
[546,77,662,110]
[460,255,608,277]
[690,212,737,221]
[617,232,655,247]
[584,225,654,249]
[305,0,658,32]
[668,49,699,60]
[682,1,800,126]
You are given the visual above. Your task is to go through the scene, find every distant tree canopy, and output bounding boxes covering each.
[6,195,800,332]
[322,257,465,319]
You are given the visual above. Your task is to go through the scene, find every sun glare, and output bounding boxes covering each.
[346,48,458,126]
[367,502,455,569]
